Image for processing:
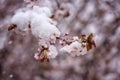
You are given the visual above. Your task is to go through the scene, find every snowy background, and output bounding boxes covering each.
[0,0,120,80]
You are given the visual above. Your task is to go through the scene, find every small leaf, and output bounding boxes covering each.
[87,33,93,41]
[86,43,92,51]
[8,24,17,31]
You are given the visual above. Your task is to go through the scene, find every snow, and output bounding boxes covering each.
[30,13,60,46]
[11,11,30,31]
[33,6,52,17]
[60,41,87,56]
[48,45,58,59]
[11,5,60,47]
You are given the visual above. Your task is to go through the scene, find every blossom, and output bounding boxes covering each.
[34,45,58,62]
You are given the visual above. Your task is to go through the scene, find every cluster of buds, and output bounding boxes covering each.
[33,33,96,62]
[34,45,49,62]
[8,23,96,62]
[59,33,96,51]
[8,2,96,62]
[59,32,73,46]
[34,45,58,62]
[60,33,96,57]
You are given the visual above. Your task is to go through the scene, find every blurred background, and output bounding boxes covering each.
[0,0,120,80]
